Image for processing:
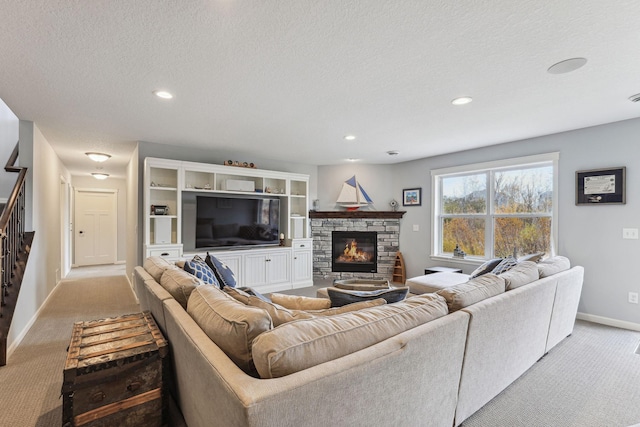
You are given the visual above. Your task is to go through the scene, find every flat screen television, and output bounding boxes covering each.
[193,195,280,250]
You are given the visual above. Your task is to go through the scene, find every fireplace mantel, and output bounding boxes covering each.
[309,210,405,219]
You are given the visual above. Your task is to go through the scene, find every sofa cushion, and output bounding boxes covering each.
[270,293,331,310]
[251,293,449,378]
[491,256,518,275]
[537,256,571,278]
[222,286,252,304]
[206,253,237,288]
[143,256,176,282]
[436,274,505,312]
[501,261,539,290]
[184,255,219,286]
[327,286,409,307]
[187,286,272,375]
[247,297,315,326]
[469,258,502,279]
[160,268,204,309]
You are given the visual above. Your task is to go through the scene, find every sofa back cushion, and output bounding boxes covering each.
[143,256,176,282]
[159,268,203,309]
[436,274,505,312]
[187,286,272,375]
[537,256,570,278]
[270,293,331,310]
[251,293,448,378]
[500,261,539,290]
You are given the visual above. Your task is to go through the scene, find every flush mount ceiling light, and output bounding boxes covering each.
[344,135,356,141]
[85,152,111,162]
[346,158,359,162]
[91,172,109,180]
[547,57,587,74]
[153,90,173,99]
[451,96,473,106]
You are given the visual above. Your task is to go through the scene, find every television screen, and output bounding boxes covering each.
[194,196,280,249]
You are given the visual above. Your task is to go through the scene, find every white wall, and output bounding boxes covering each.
[316,118,640,326]
[71,175,127,263]
[0,99,19,198]
[8,122,71,356]
[126,144,139,285]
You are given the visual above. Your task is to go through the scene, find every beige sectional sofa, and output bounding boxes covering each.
[133,256,583,427]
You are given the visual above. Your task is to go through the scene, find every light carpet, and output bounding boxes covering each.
[0,270,139,427]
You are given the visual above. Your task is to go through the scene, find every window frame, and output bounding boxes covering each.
[431,153,559,264]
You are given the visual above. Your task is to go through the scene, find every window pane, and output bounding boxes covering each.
[442,218,485,256]
[442,174,487,214]
[494,217,551,258]
[494,166,553,214]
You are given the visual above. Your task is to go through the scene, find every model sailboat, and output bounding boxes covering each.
[336,175,373,211]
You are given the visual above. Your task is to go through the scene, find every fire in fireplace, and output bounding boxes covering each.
[332,231,377,273]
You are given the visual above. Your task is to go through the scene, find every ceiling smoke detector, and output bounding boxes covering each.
[628,93,640,103]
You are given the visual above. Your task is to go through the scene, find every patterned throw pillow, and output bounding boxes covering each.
[469,258,503,279]
[206,252,238,288]
[184,255,219,286]
[491,256,518,275]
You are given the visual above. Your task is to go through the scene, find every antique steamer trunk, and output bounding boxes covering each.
[62,312,168,427]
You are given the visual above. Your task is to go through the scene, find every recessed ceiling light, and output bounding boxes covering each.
[344,135,356,141]
[91,173,110,180]
[451,97,473,106]
[387,150,399,156]
[547,58,587,74]
[346,158,359,162]
[153,90,173,99]
[85,152,111,162]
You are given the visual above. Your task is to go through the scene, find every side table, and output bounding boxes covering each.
[424,266,463,275]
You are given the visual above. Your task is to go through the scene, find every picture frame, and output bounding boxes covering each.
[576,167,626,205]
[402,188,422,206]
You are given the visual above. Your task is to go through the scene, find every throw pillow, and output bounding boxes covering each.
[183,255,219,286]
[518,252,545,263]
[469,258,503,279]
[205,253,238,288]
[251,293,448,378]
[491,256,518,275]
[270,293,331,310]
[187,286,272,376]
[327,286,409,307]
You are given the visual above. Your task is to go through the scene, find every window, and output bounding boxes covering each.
[432,153,558,260]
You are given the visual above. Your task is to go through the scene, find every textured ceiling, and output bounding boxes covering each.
[1,0,640,178]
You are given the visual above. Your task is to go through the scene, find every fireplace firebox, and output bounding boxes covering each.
[332,231,377,273]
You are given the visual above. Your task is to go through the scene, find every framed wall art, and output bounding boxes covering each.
[576,167,626,205]
[402,188,422,206]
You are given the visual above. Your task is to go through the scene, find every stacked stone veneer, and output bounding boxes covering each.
[310,212,403,281]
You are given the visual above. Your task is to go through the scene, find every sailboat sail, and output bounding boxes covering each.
[337,176,373,209]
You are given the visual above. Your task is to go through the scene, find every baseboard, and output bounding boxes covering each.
[115,260,126,265]
[576,312,640,332]
[6,283,59,361]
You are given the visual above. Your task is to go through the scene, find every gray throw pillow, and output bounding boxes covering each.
[470,258,502,278]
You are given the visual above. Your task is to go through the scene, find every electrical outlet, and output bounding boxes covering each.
[629,292,639,304]
[413,224,419,232]
[622,228,639,239]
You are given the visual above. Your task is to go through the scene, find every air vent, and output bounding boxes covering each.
[629,94,640,103]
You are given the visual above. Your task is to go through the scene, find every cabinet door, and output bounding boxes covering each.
[267,251,290,285]
[244,253,268,287]
[293,249,312,284]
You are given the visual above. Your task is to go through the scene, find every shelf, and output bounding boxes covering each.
[150,186,177,191]
[150,215,178,219]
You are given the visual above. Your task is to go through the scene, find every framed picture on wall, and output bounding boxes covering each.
[576,167,626,205]
[402,188,422,206]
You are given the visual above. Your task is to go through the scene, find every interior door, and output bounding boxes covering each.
[74,189,117,266]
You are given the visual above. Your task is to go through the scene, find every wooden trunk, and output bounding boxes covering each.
[62,312,168,427]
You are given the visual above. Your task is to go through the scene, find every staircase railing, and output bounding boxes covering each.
[0,142,30,366]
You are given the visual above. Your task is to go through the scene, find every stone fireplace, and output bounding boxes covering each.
[332,231,377,273]
[310,211,405,281]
